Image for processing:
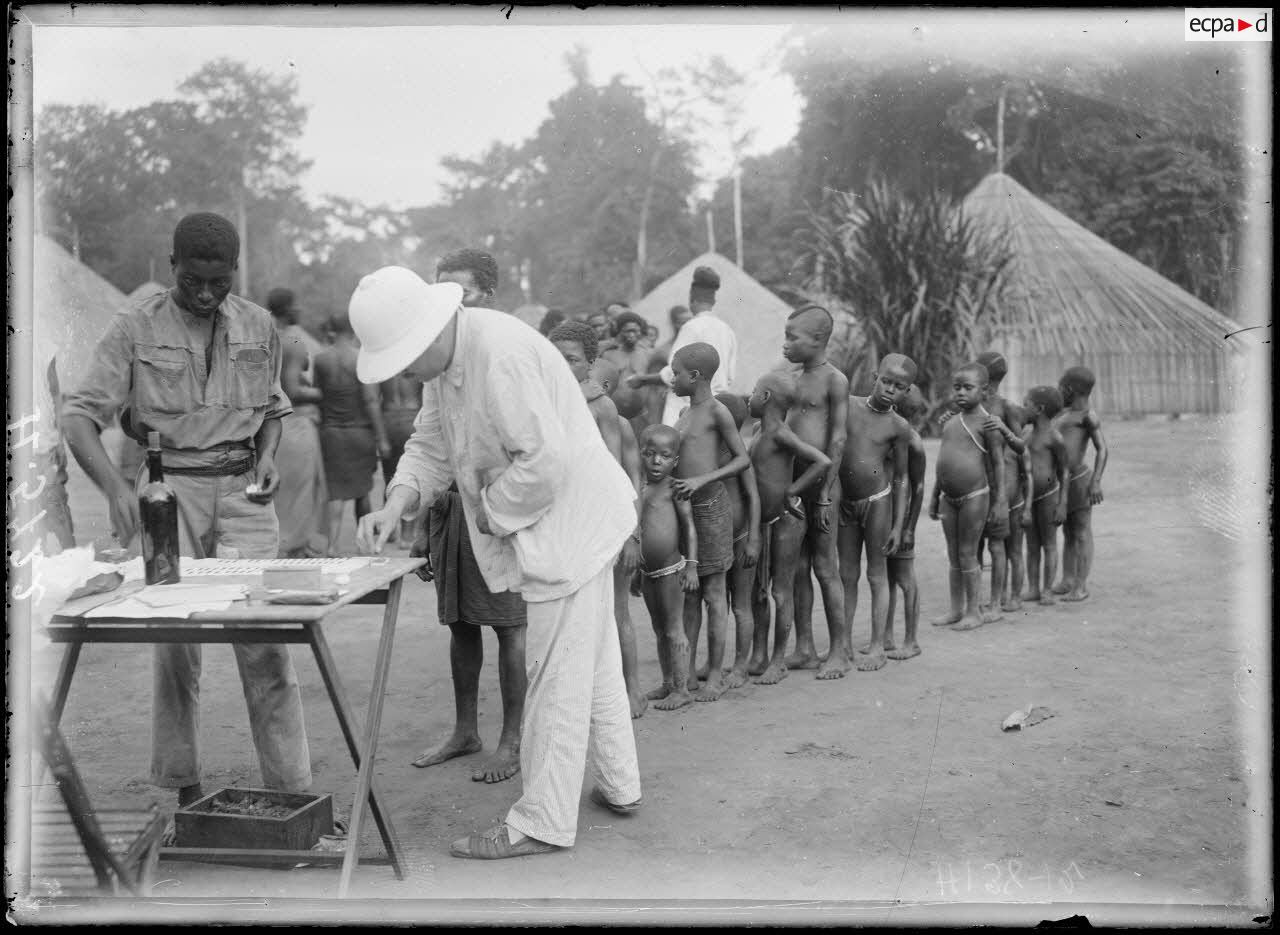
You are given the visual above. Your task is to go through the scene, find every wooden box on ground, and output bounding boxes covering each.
[174,788,333,851]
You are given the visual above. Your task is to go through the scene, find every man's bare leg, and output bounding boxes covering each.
[471,624,525,783]
[785,547,819,669]
[931,503,964,626]
[696,573,730,701]
[652,576,693,710]
[413,622,484,768]
[614,563,646,718]
[723,556,755,689]
[1063,509,1093,601]
[813,524,851,680]
[854,502,892,671]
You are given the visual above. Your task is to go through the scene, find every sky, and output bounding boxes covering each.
[24,6,1270,218]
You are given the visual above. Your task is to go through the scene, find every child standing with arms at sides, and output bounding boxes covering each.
[884,385,928,660]
[591,356,647,718]
[779,304,850,680]
[670,342,751,702]
[838,354,916,671]
[929,363,1008,631]
[1020,386,1069,605]
[974,351,1031,620]
[1052,366,1108,602]
[743,372,830,685]
[714,391,761,690]
[636,424,700,711]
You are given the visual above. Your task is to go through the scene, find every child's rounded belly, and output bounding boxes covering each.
[936,459,988,497]
[839,460,890,501]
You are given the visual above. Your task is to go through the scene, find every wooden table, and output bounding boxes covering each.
[44,556,425,897]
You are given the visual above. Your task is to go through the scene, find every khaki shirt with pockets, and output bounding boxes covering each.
[62,291,292,452]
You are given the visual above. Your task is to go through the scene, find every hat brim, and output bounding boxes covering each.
[356,302,460,384]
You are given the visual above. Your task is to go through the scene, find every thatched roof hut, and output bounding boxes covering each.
[31,236,131,446]
[632,252,793,393]
[963,173,1244,414]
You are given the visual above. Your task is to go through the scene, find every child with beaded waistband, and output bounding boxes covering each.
[884,384,928,660]
[670,342,751,702]
[1020,385,1069,605]
[714,392,762,691]
[637,424,701,711]
[743,372,830,685]
[839,353,917,671]
[929,362,1008,632]
[974,350,1030,621]
[1051,366,1108,602]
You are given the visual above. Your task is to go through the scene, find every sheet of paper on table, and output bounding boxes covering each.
[118,556,374,581]
[84,583,248,618]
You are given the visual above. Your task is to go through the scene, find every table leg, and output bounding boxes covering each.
[339,576,403,897]
[49,642,83,727]
[308,601,406,883]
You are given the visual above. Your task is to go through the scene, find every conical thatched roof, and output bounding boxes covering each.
[632,252,792,392]
[33,234,130,389]
[963,173,1241,357]
[128,280,168,302]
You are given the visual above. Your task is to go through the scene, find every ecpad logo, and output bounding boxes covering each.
[1185,8,1272,40]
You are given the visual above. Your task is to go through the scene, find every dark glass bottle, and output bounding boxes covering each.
[140,431,181,585]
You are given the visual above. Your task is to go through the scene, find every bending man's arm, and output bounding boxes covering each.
[479,353,571,537]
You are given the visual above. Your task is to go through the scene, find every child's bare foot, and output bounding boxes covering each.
[1022,589,1041,603]
[979,603,1004,623]
[654,689,692,711]
[645,682,671,701]
[629,689,648,719]
[816,651,851,680]
[746,655,768,676]
[722,666,748,690]
[854,648,887,671]
[1062,587,1089,602]
[1039,593,1057,606]
[953,613,986,631]
[883,634,898,652]
[930,611,962,627]
[412,733,482,768]
[695,663,711,681]
[754,662,789,685]
[695,673,726,701]
[886,642,922,660]
[1001,596,1021,612]
[1050,580,1072,595]
[687,674,701,692]
[784,650,820,670]
[470,743,520,783]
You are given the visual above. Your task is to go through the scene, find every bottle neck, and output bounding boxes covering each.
[147,448,164,484]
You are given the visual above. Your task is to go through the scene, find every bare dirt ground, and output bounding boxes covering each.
[18,417,1271,924]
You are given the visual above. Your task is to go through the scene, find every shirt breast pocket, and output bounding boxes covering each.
[229,342,271,408]
[135,347,196,413]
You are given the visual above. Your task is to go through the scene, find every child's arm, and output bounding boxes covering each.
[675,493,700,592]
[1050,431,1069,525]
[982,421,1007,532]
[1085,410,1108,504]
[1019,423,1033,527]
[776,426,831,499]
[928,470,941,521]
[903,439,926,549]
[816,371,849,532]
[671,404,750,498]
[984,405,1026,454]
[884,423,911,555]
[740,461,761,567]
[361,382,392,461]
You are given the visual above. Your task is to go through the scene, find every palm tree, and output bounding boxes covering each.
[798,178,1013,429]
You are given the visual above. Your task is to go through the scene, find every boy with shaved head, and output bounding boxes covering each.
[780,304,850,679]
[1052,366,1108,601]
[744,371,830,685]
[885,385,928,660]
[668,342,750,702]
[838,353,918,671]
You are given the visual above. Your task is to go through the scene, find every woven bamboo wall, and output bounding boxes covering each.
[1000,348,1235,416]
